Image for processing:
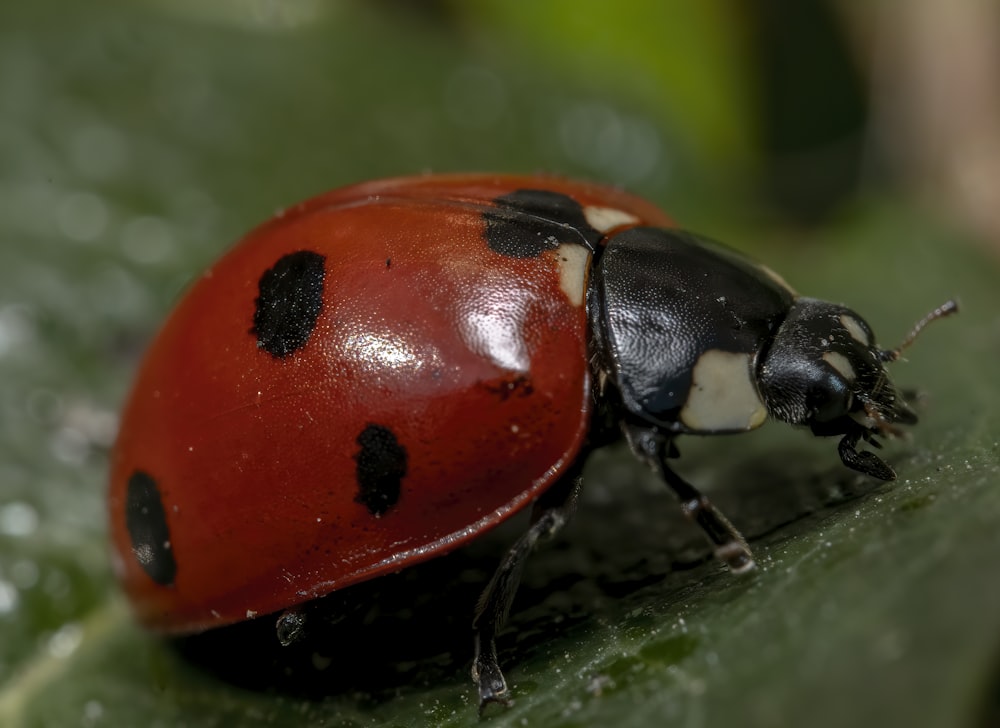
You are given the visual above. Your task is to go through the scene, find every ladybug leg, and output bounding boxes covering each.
[660,463,755,572]
[837,428,896,481]
[623,424,755,573]
[471,466,583,713]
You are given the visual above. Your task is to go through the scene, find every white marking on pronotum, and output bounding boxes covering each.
[840,314,870,345]
[583,206,639,233]
[555,243,591,307]
[679,350,767,431]
[822,351,856,381]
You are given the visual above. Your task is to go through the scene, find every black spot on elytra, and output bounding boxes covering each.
[125,471,177,586]
[483,189,602,258]
[354,424,408,517]
[251,250,326,358]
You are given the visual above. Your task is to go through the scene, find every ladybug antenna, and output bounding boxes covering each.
[880,299,959,362]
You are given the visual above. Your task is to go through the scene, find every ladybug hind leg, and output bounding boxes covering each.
[471,465,583,713]
[623,423,756,573]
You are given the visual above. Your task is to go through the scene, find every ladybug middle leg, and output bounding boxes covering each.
[623,423,756,573]
[471,463,584,713]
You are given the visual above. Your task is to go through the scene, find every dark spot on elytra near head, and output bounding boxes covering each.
[354,424,408,517]
[125,470,177,586]
[483,189,601,258]
[251,250,326,358]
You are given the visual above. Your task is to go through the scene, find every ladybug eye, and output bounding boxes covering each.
[807,367,853,423]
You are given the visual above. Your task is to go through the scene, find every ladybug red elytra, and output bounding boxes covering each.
[109,174,955,710]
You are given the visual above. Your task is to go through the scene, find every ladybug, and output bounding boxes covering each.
[109,174,955,710]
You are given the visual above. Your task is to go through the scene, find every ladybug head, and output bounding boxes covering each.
[758,297,957,480]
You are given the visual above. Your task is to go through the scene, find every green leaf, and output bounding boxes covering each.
[1,3,998,727]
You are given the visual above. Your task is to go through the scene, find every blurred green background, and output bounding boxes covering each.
[2,1,999,726]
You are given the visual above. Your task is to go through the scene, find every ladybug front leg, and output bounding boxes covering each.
[471,466,583,713]
[623,424,756,573]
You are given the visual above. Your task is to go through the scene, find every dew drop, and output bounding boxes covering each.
[48,623,83,659]
[0,501,38,537]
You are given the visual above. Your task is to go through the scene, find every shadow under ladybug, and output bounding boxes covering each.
[173,429,921,707]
